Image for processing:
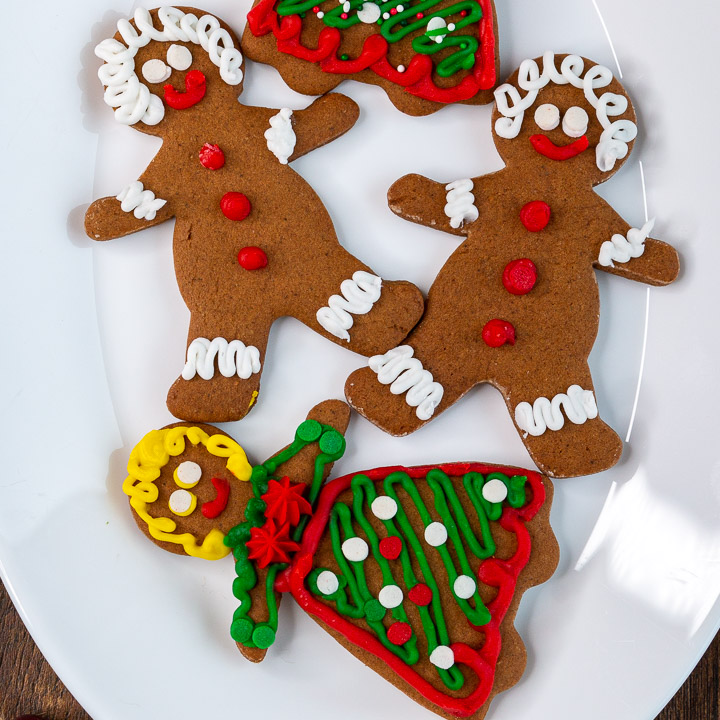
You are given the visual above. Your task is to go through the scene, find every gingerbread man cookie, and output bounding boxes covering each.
[242,0,499,116]
[124,401,558,719]
[85,6,424,423]
[345,52,680,478]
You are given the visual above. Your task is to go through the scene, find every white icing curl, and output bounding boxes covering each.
[598,219,655,267]
[493,51,637,171]
[444,179,479,229]
[368,346,444,421]
[514,385,598,437]
[264,108,296,164]
[116,181,166,220]
[182,337,261,381]
[316,271,382,341]
[95,6,243,126]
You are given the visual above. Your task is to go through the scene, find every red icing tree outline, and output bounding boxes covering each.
[280,462,545,718]
[247,0,497,104]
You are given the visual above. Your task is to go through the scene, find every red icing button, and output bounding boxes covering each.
[379,536,402,560]
[520,201,551,232]
[503,258,537,295]
[221,192,251,221]
[408,583,433,606]
[482,319,516,348]
[387,621,413,646]
[199,143,225,170]
[238,246,268,270]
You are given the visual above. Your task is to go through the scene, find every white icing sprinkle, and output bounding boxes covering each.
[424,522,448,547]
[371,496,398,520]
[342,537,369,562]
[482,478,508,504]
[175,461,202,488]
[317,570,339,595]
[379,585,404,609]
[265,108,296,164]
[454,575,477,599]
[429,646,455,669]
[397,64,405,73]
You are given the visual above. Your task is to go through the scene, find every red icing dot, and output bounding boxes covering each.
[340,12,348,18]
[238,246,268,270]
[503,258,537,295]
[312,5,319,10]
[520,201,551,232]
[408,583,433,606]
[379,536,402,560]
[390,7,398,13]
[199,143,225,170]
[482,319,516,348]
[460,9,468,16]
[387,621,413,646]
[416,11,424,18]
[221,192,251,221]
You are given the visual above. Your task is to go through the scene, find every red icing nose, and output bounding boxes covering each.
[482,319,516,348]
[164,70,206,110]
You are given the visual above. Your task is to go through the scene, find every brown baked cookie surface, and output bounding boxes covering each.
[241,0,499,116]
[345,52,680,478]
[85,6,424,423]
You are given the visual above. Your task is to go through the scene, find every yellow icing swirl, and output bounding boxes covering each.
[123,426,252,560]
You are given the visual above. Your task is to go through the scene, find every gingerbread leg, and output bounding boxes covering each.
[502,366,623,479]
[292,253,424,357]
[166,312,273,423]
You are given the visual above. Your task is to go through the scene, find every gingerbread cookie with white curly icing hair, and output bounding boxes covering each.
[345,52,680,479]
[85,5,424,422]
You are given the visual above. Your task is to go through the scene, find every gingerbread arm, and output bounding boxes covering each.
[84,159,175,242]
[286,94,360,160]
[387,173,484,237]
[589,196,680,286]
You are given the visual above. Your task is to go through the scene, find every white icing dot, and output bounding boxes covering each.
[397,4,404,10]
[317,570,339,595]
[383,11,390,19]
[167,44,193,71]
[175,460,202,487]
[427,15,447,44]
[357,2,381,23]
[397,64,405,73]
[343,1,351,10]
[448,22,455,31]
[342,537,369,562]
[534,103,560,131]
[317,10,324,17]
[429,645,455,669]
[371,496,398,520]
[482,478,508,504]
[563,106,589,138]
[168,489,194,514]
[378,584,404,608]
[141,58,171,84]
[424,522,448,547]
[454,575,477,599]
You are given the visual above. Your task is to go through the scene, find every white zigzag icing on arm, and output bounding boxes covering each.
[444,179,479,229]
[182,338,261,380]
[116,181,167,220]
[514,385,598,437]
[598,219,655,267]
[317,271,382,341]
[369,346,444,421]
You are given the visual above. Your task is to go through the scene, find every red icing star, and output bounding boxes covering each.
[261,476,312,527]
[246,520,299,568]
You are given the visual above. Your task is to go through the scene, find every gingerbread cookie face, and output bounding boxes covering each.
[123,423,253,559]
[242,0,499,116]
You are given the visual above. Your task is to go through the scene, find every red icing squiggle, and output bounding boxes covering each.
[164,70,206,110]
[530,134,589,161]
[283,462,546,718]
[246,0,497,104]
[202,477,230,519]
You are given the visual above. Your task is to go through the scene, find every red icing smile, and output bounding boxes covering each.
[164,70,206,110]
[530,134,589,161]
[201,477,230,519]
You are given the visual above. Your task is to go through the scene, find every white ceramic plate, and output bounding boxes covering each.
[1,0,718,718]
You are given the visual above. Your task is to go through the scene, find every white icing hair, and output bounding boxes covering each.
[494,51,637,172]
[94,6,243,126]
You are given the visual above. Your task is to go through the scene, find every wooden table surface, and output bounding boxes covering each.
[1,578,717,720]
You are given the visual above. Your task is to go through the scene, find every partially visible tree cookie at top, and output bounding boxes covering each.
[242,0,499,116]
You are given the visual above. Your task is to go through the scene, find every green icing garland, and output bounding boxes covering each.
[274,0,483,79]
[309,469,527,689]
[224,419,346,649]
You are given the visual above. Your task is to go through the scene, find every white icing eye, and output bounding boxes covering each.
[168,489,197,516]
[174,461,202,488]
[167,44,193,72]
[563,106,589,138]
[534,104,560,131]
[141,59,171,84]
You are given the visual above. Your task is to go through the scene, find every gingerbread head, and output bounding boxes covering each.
[95,6,244,137]
[492,52,637,185]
